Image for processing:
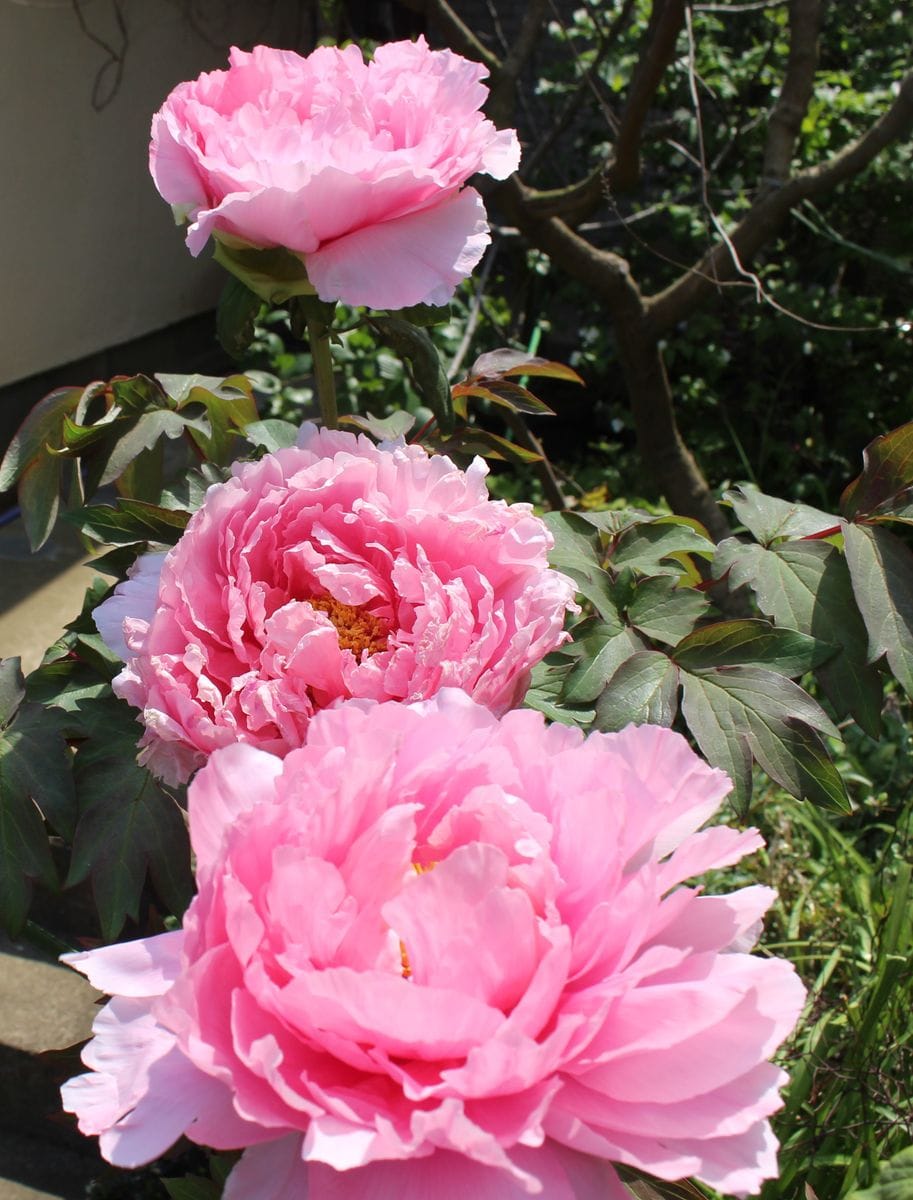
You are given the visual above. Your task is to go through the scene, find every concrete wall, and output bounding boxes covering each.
[0,0,304,388]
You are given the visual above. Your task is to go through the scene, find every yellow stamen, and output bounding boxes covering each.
[309,595,389,657]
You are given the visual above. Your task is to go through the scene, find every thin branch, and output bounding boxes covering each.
[607,0,687,192]
[646,71,913,335]
[761,0,824,188]
[522,0,636,180]
[414,0,499,69]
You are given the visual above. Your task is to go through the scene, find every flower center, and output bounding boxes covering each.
[309,596,389,657]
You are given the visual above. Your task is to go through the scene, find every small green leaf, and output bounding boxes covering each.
[163,1178,221,1200]
[542,510,602,575]
[841,419,913,521]
[339,411,416,442]
[563,628,645,704]
[680,665,847,813]
[69,738,193,939]
[66,500,191,546]
[369,316,454,434]
[212,237,316,305]
[715,537,883,735]
[844,521,913,699]
[673,619,835,676]
[217,275,263,360]
[0,659,25,729]
[390,302,451,327]
[626,576,709,645]
[0,704,77,932]
[724,483,837,544]
[0,386,81,492]
[99,410,192,488]
[595,651,679,730]
[18,451,61,551]
[612,517,715,575]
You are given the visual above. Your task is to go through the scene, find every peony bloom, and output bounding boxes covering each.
[93,425,577,785]
[149,39,521,310]
[62,692,805,1199]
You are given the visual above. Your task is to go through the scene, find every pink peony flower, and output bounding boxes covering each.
[93,425,577,785]
[149,39,521,310]
[62,692,805,1199]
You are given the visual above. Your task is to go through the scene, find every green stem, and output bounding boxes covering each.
[307,317,338,430]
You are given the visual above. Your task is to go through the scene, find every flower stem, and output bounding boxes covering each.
[307,317,338,430]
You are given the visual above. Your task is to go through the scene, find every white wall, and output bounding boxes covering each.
[0,0,303,387]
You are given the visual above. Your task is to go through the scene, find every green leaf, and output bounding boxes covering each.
[390,302,451,327]
[542,510,602,575]
[340,411,416,442]
[68,735,193,940]
[212,237,316,305]
[0,704,77,932]
[177,377,259,465]
[673,619,835,676]
[611,516,715,575]
[841,419,913,520]
[847,1146,913,1200]
[451,379,555,416]
[66,500,191,546]
[626,576,709,645]
[0,386,80,491]
[369,316,453,434]
[110,374,166,414]
[241,417,301,453]
[680,666,848,813]
[163,1178,221,1200]
[217,275,262,360]
[18,450,61,551]
[724,483,838,544]
[595,651,679,731]
[563,567,623,626]
[715,537,883,735]
[843,521,913,699]
[160,464,227,513]
[99,410,193,488]
[563,627,645,704]
[467,349,584,385]
[0,659,25,729]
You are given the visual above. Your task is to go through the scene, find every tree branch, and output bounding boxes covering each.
[487,0,551,126]
[646,70,913,335]
[761,0,824,188]
[607,0,687,193]
[411,0,499,69]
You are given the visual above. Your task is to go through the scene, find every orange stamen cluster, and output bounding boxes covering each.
[309,595,389,657]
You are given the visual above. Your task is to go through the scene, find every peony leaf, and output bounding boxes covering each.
[673,619,836,677]
[680,665,848,813]
[715,537,883,736]
[340,411,416,442]
[724,483,837,544]
[0,658,25,729]
[563,627,645,704]
[212,238,316,305]
[18,450,62,551]
[595,651,679,731]
[841,419,913,521]
[542,510,604,575]
[217,274,262,359]
[66,500,191,546]
[0,385,81,492]
[0,703,77,933]
[843,521,913,699]
[369,315,454,434]
[68,721,193,940]
[626,576,710,645]
[611,516,715,575]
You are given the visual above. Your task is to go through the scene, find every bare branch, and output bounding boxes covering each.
[410,0,499,69]
[608,0,687,193]
[646,71,913,335]
[761,0,824,188]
